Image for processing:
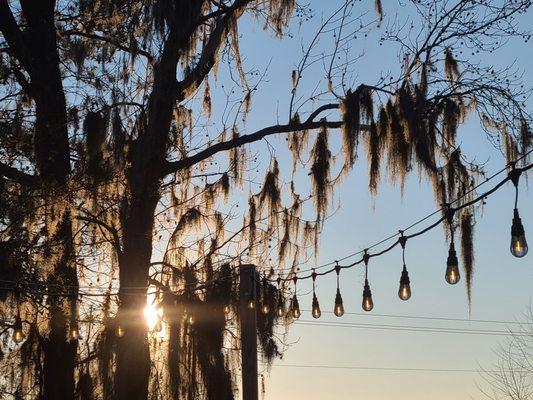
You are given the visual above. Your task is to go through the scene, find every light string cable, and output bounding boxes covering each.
[271,150,533,283]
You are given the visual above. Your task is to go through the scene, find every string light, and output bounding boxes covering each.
[311,271,321,319]
[68,320,80,341]
[443,206,460,285]
[12,314,25,344]
[276,277,285,317]
[247,270,256,310]
[290,277,301,319]
[333,263,344,317]
[509,166,528,257]
[1,158,530,326]
[362,251,373,312]
[397,233,411,301]
[261,277,270,315]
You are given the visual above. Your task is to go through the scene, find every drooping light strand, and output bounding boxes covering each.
[276,277,285,317]
[362,251,374,312]
[333,263,344,317]
[290,276,301,319]
[509,166,528,257]
[311,271,321,319]
[398,233,411,301]
[261,277,270,315]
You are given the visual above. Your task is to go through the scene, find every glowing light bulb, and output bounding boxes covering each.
[261,303,270,315]
[311,295,321,319]
[398,266,411,301]
[291,295,301,319]
[275,300,285,317]
[115,324,125,337]
[334,289,344,317]
[68,322,80,341]
[362,280,373,312]
[445,243,460,285]
[511,209,528,258]
[247,298,255,310]
[187,314,194,325]
[12,316,24,344]
[223,305,231,314]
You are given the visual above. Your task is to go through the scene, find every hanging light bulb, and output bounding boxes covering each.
[247,297,255,310]
[334,289,344,317]
[260,277,270,315]
[333,263,344,317]
[445,242,460,285]
[12,315,25,344]
[398,265,411,301]
[310,271,321,318]
[361,252,373,312]
[511,208,528,258]
[289,276,301,319]
[311,294,321,319]
[291,294,301,319]
[261,302,270,315]
[68,321,80,341]
[187,314,194,325]
[223,304,231,314]
[362,279,374,312]
[275,277,284,317]
[115,324,125,338]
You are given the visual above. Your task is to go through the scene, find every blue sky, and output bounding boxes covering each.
[206,1,533,399]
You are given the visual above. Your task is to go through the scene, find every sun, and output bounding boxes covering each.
[144,302,166,337]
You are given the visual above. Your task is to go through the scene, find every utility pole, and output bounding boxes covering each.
[239,264,258,400]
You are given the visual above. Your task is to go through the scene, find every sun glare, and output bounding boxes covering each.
[144,303,165,337]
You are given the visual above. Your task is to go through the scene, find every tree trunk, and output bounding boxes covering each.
[15,2,78,399]
[115,191,160,400]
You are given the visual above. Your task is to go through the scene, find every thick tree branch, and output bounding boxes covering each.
[176,0,251,102]
[162,103,349,176]
[0,0,32,71]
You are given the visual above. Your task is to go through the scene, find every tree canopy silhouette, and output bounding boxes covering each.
[0,1,532,399]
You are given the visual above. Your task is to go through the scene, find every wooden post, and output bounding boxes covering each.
[239,264,258,400]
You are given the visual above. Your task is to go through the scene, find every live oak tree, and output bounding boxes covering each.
[0,1,532,400]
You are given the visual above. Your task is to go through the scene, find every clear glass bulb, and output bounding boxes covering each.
[311,295,321,319]
[334,289,344,317]
[276,305,284,317]
[115,325,125,338]
[261,303,270,315]
[291,295,301,319]
[223,305,231,314]
[511,209,528,258]
[187,315,194,325]
[13,316,25,344]
[362,280,373,312]
[247,299,255,310]
[69,324,80,341]
[398,266,411,301]
[511,235,528,258]
[445,243,460,285]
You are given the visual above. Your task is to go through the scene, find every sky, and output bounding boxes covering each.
[208,2,533,399]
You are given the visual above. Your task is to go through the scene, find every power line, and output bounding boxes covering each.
[294,320,528,337]
[266,363,508,374]
[300,309,527,325]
